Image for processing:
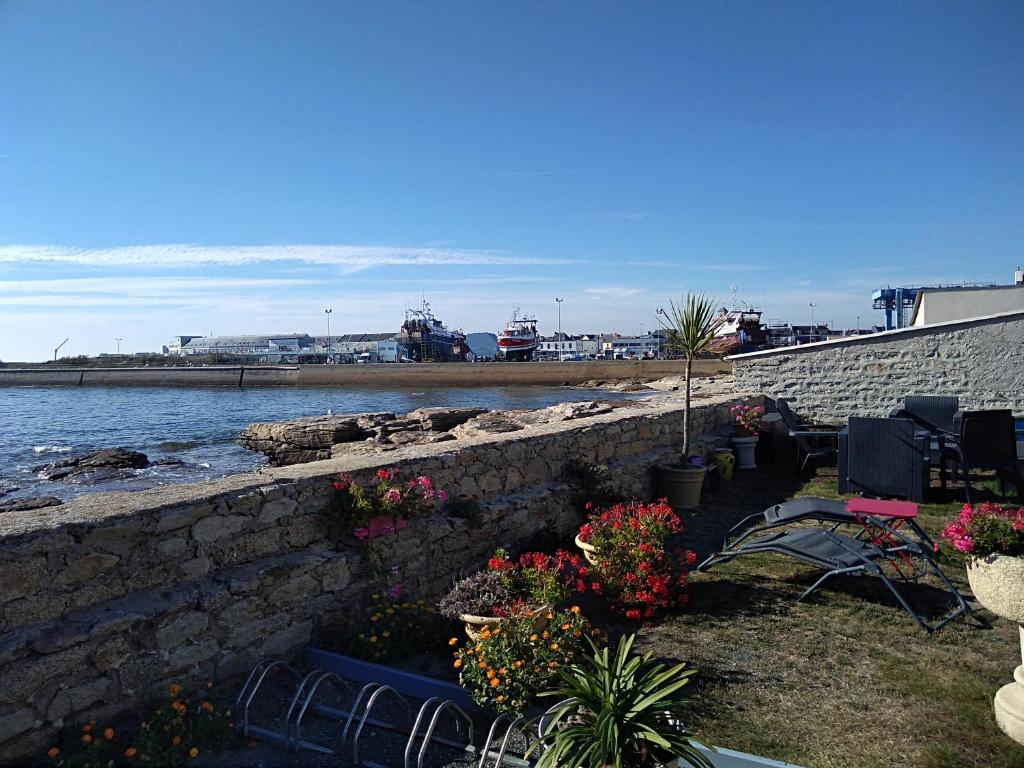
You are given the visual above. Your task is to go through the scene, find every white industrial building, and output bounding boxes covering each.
[912,270,1024,326]
[537,334,601,358]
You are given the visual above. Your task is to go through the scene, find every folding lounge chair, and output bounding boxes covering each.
[696,497,969,633]
[775,399,840,472]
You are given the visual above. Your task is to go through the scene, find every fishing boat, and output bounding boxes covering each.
[496,309,539,361]
[397,301,468,362]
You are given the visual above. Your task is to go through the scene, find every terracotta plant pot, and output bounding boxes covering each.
[967,554,1024,745]
[655,464,706,510]
[459,604,551,642]
[574,533,599,565]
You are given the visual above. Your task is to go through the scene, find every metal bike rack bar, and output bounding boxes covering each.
[288,671,357,754]
[236,659,303,741]
[351,684,413,767]
[416,700,475,768]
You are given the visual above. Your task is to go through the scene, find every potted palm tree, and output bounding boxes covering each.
[530,634,712,768]
[656,292,722,509]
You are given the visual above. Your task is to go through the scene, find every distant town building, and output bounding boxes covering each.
[911,273,1024,326]
[601,332,665,358]
[325,333,399,362]
[174,334,314,360]
[537,333,601,358]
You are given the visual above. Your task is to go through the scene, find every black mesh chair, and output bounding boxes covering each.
[838,417,929,502]
[890,395,960,488]
[951,409,1024,504]
[775,398,840,472]
[891,395,960,434]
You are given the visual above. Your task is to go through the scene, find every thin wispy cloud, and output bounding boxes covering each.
[496,170,583,176]
[0,244,577,268]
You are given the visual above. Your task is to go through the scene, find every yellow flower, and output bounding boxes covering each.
[448,637,458,646]
[369,636,378,643]
[189,746,200,758]
[382,630,391,638]
[546,612,554,620]
[371,593,381,600]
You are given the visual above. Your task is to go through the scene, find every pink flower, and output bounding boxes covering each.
[385,488,401,504]
[416,475,432,490]
[436,489,448,502]
[353,528,369,540]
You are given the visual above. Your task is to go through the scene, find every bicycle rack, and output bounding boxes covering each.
[404,698,475,768]
[287,671,357,754]
[236,659,304,745]
[477,714,530,768]
[350,684,413,767]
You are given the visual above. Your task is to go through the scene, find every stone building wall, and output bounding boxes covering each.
[0,393,751,762]
[730,311,1024,423]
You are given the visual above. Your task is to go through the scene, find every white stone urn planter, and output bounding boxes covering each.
[459,604,551,642]
[967,554,1024,745]
[730,436,758,470]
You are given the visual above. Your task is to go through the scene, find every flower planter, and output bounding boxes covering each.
[968,554,1024,745]
[655,464,705,510]
[730,436,758,470]
[356,514,408,541]
[712,449,735,481]
[574,533,599,565]
[459,604,551,642]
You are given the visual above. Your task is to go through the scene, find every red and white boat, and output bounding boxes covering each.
[497,309,539,361]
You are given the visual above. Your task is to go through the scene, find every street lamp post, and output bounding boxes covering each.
[655,307,668,357]
[809,302,817,342]
[115,338,122,355]
[555,297,564,359]
[856,315,861,335]
[324,308,333,363]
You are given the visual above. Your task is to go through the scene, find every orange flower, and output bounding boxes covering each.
[169,683,181,697]
[103,727,114,740]
[496,695,505,702]
[550,643,559,651]
[529,633,538,641]
[489,677,499,688]
[125,747,138,759]
[560,623,570,630]
[82,734,93,744]
[453,659,462,669]
[542,631,550,640]
[570,605,581,614]
[448,637,458,646]
[189,747,200,758]
[172,735,182,746]
[201,701,214,713]
[47,747,60,759]
[477,660,486,669]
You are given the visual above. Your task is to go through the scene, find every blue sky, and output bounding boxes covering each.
[1,1,1022,360]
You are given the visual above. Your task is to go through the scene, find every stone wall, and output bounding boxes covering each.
[730,310,1024,423]
[0,392,751,763]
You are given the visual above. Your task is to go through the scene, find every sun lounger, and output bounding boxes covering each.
[696,497,969,633]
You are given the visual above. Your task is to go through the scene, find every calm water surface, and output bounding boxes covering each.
[0,385,641,501]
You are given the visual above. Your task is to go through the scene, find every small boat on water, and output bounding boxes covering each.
[497,309,539,361]
[398,301,468,362]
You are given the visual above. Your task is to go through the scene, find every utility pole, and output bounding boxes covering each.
[555,297,564,359]
[115,338,122,354]
[324,308,333,364]
[655,307,668,358]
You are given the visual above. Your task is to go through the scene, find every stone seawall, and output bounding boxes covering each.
[0,392,752,762]
[0,359,729,388]
[730,310,1024,422]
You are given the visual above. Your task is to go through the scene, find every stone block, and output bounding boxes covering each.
[0,706,37,744]
[260,620,313,657]
[191,514,249,543]
[3,593,69,628]
[320,558,352,592]
[56,552,121,586]
[0,557,48,601]
[155,611,209,650]
[267,574,320,607]
[166,638,220,672]
[155,503,216,533]
[45,677,112,723]
[91,636,133,673]
[179,556,212,580]
[258,497,297,524]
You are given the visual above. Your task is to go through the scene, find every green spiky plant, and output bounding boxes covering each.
[530,634,713,768]
[661,293,723,462]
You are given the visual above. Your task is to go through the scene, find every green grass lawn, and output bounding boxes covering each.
[634,464,1024,768]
